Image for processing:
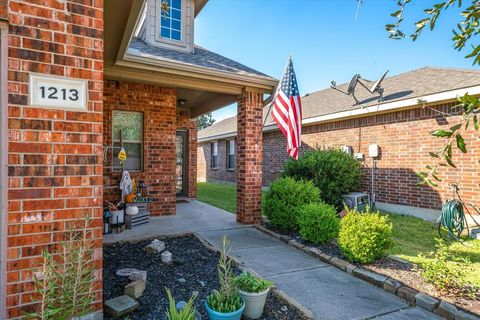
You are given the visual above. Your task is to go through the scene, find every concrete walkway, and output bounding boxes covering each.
[104,200,440,319]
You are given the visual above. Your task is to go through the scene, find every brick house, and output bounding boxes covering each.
[0,0,277,318]
[198,67,480,219]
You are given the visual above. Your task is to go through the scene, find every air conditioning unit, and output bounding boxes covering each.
[342,192,370,212]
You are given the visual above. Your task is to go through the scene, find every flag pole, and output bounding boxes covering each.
[255,55,292,145]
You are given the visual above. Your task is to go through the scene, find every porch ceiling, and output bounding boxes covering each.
[104,0,277,118]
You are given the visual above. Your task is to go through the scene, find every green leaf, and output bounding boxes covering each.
[430,129,453,137]
[391,10,402,18]
[456,134,467,153]
[415,18,430,28]
[450,123,462,131]
[429,152,440,158]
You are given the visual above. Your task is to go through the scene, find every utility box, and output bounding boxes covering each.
[369,144,380,158]
[341,145,353,155]
[343,192,370,212]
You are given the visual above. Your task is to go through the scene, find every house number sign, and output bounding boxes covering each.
[29,74,88,110]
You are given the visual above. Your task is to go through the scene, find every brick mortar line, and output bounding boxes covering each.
[254,224,480,320]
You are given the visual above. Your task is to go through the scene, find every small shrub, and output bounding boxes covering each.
[165,288,197,320]
[207,236,243,313]
[282,149,362,210]
[298,202,339,244]
[263,177,321,230]
[417,239,479,299]
[338,207,393,264]
[235,272,273,293]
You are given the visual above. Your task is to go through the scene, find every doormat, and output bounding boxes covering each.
[176,199,189,204]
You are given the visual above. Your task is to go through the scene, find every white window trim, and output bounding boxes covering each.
[112,110,144,172]
[154,0,187,48]
[211,141,218,169]
[227,139,235,170]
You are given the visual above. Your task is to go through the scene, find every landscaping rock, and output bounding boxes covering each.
[161,250,172,264]
[124,280,146,299]
[104,295,139,318]
[116,268,139,277]
[397,286,418,304]
[415,292,439,312]
[434,301,458,320]
[383,279,401,294]
[317,252,332,262]
[455,310,480,320]
[330,257,349,271]
[129,270,147,281]
[177,277,186,283]
[198,280,206,287]
[289,239,305,250]
[352,268,387,287]
[345,263,356,275]
[144,239,165,253]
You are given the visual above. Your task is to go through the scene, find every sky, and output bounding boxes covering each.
[194,0,475,122]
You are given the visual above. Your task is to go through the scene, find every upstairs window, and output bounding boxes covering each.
[211,142,218,169]
[112,111,144,171]
[160,0,182,41]
[227,139,235,170]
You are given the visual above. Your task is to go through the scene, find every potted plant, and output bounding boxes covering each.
[235,272,273,319]
[205,236,244,320]
[165,288,201,320]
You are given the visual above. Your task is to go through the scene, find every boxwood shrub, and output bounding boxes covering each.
[282,149,362,210]
[298,202,339,244]
[263,177,320,231]
[338,207,394,264]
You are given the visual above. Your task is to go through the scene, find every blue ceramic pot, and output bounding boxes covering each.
[205,301,245,320]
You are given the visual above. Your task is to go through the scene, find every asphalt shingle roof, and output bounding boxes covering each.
[198,67,480,141]
[128,37,275,80]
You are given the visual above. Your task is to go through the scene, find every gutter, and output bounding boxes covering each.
[198,84,480,143]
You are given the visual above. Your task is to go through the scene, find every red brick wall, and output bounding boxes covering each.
[103,80,197,215]
[198,103,479,211]
[7,0,104,318]
[0,1,7,21]
[197,140,236,183]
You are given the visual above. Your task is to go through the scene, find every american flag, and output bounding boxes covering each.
[271,57,302,160]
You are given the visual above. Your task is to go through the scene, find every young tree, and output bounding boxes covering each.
[197,112,216,130]
[382,0,479,185]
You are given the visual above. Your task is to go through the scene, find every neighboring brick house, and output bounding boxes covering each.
[0,0,276,318]
[198,67,480,218]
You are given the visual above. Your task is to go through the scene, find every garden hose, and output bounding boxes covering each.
[439,199,465,241]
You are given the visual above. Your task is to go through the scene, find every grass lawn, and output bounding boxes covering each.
[197,181,480,286]
[197,181,237,213]
[383,211,480,287]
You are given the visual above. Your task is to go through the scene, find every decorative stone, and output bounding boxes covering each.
[455,310,480,320]
[317,252,332,262]
[104,295,139,318]
[415,292,439,312]
[289,239,305,250]
[161,250,173,264]
[330,257,349,271]
[198,280,206,287]
[129,270,147,281]
[178,277,186,283]
[124,280,146,299]
[352,268,387,287]
[383,279,401,294]
[397,286,418,304]
[434,300,458,320]
[345,263,357,275]
[176,301,187,310]
[116,268,139,277]
[144,239,165,253]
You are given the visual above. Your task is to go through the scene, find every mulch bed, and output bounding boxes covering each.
[103,235,309,320]
[263,222,480,316]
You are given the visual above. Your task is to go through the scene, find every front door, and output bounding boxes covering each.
[176,131,188,196]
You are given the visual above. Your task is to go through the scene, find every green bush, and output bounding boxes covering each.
[338,207,393,264]
[282,149,362,209]
[298,203,339,244]
[235,272,273,293]
[263,177,320,231]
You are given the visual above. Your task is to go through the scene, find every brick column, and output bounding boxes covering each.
[236,89,263,224]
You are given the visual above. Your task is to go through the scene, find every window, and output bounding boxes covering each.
[160,0,182,41]
[211,142,218,169]
[112,111,143,171]
[226,139,235,170]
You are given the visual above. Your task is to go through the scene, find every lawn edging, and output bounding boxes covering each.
[254,225,480,320]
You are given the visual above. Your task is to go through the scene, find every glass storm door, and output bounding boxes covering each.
[176,131,188,196]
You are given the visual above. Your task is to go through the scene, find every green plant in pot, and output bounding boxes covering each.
[205,236,244,320]
[235,272,273,319]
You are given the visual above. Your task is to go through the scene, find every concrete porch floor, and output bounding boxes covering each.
[103,200,440,320]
